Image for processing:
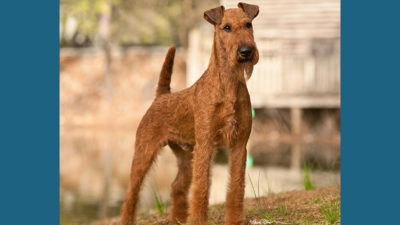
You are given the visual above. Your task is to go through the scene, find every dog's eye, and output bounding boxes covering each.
[223,25,232,32]
[246,22,252,28]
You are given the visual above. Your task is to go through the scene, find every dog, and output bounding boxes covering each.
[121,2,259,225]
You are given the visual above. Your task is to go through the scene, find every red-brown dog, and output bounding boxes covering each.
[121,2,259,225]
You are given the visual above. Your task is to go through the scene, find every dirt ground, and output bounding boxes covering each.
[91,186,340,225]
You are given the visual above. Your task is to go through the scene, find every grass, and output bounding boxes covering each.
[248,173,263,210]
[313,196,321,204]
[247,173,275,223]
[321,200,340,224]
[302,163,316,190]
[277,203,287,215]
[153,188,166,215]
[91,187,340,225]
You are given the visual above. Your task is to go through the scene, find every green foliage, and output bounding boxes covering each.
[302,163,315,190]
[61,0,111,36]
[60,0,218,47]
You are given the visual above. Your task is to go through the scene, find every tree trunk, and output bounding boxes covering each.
[99,3,113,100]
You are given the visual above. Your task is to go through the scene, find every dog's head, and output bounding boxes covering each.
[204,2,259,79]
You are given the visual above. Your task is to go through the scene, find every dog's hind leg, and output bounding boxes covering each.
[169,142,193,223]
[120,134,164,225]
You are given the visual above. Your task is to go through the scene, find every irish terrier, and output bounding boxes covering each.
[121,2,259,225]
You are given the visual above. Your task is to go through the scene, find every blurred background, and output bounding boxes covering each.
[59,0,340,224]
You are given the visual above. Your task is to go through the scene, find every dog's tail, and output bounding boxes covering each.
[156,45,176,97]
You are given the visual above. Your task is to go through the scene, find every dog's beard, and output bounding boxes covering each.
[244,61,253,80]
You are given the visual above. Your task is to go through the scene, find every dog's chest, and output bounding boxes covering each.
[214,96,251,147]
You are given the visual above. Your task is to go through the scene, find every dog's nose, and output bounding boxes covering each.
[238,46,253,58]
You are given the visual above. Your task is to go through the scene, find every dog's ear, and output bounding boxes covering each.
[238,2,259,20]
[204,6,225,25]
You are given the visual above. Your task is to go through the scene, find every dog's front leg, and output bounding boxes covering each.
[188,137,215,225]
[225,143,247,225]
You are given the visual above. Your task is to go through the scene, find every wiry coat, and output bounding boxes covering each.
[121,3,260,225]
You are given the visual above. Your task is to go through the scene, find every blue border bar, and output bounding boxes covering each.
[342,1,400,224]
[0,0,59,224]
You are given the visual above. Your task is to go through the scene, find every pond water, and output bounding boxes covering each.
[60,128,340,225]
